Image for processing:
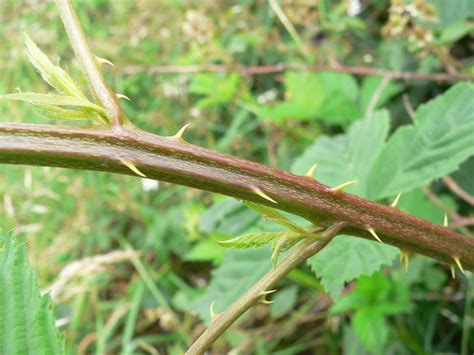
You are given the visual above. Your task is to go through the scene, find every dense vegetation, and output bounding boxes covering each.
[1,0,473,354]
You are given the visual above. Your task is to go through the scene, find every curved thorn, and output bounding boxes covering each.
[252,187,277,204]
[96,56,114,67]
[329,180,357,193]
[305,163,318,178]
[260,298,274,305]
[390,193,402,208]
[210,301,218,321]
[116,93,131,101]
[443,214,448,227]
[174,123,191,140]
[450,265,456,279]
[260,289,277,296]
[367,228,383,243]
[120,159,146,177]
[453,256,465,274]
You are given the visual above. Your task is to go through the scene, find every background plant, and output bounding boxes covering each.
[0,0,473,354]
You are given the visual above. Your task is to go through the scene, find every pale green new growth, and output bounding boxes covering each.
[218,230,289,249]
[0,34,108,124]
[24,33,84,98]
[244,201,321,237]
[1,93,107,114]
[0,233,64,354]
[219,202,323,266]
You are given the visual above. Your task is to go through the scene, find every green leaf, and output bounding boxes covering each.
[218,230,288,249]
[396,189,456,224]
[367,83,474,199]
[352,307,388,353]
[331,273,410,353]
[429,0,474,27]
[307,236,398,299]
[292,110,390,197]
[261,72,360,124]
[360,76,403,112]
[189,73,240,108]
[189,248,272,324]
[0,232,64,354]
[0,93,107,114]
[292,111,398,299]
[24,33,85,98]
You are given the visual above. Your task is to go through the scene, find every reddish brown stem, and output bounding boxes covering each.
[0,122,473,270]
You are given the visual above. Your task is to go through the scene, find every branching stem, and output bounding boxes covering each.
[55,0,127,129]
[0,123,473,271]
[186,222,347,354]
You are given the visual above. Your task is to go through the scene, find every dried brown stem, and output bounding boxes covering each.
[120,63,474,82]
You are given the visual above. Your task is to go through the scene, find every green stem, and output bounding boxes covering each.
[186,222,347,355]
[55,0,127,129]
[461,272,473,355]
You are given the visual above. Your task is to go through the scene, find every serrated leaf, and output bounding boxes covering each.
[218,230,288,249]
[307,236,398,299]
[367,83,474,199]
[292,110,390,197]
[1,93,107,117]
[188,248,272,324]
[244,201,317,237]
[24,33,85,98]
[292,111,398,299]
[0,232,64,354]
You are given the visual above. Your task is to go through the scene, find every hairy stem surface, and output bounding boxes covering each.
[186,222,347,354]
[0,123,473,271]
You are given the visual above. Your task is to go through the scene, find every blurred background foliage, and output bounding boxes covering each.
[1,0,473,354]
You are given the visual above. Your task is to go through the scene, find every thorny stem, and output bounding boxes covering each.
[55,0,127,129]
[186,222,347,355]
[120,63,474,82]
[0,123,473,271]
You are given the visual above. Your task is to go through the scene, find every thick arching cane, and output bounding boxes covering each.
[0,123,472,271]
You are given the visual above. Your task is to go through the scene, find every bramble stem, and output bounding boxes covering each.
[0,123,473,271]
[185,222,347,355]
[55,0,127,129]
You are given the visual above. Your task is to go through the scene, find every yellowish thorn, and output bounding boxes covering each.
[260,298,274,305]
[210,301,218,321]
[450,265,456,279]
[260,289,277,296]
[453,256,465,274]
[399,250,410,272]
[443,214,448,228]
[253,187,277,204]
[96,56,114,67]
[305,163,318,178]
[120,159,147,177]
[174,123,191,140]
[390,193,402,208]
[116,93,131,101]
[367,228,383,243]
[329,180,357,193]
